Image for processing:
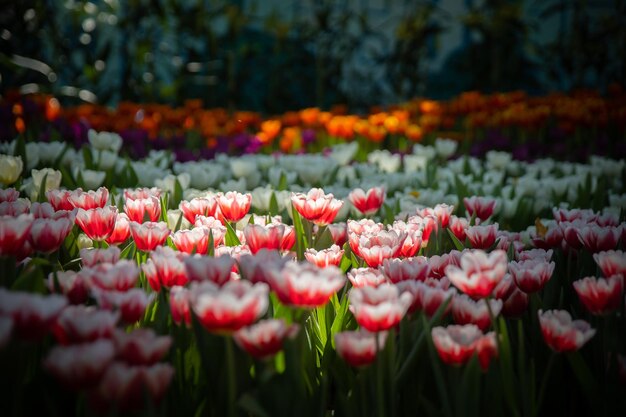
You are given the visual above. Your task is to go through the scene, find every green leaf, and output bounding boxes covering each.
[278,172,288,191]
[82,146,94,170]
[291,203,307,260]
[36,172,49,203]
[446,228,466,251]
[269,192,279,217]
[52,143,71,169]
[224,221,241,246]
[207,230,215,257]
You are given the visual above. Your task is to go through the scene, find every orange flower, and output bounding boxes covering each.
[300,107,320,126]
[405,124,423,142]
[261,119,282,141]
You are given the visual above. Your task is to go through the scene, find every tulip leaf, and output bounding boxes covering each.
[269,191,279,216]
[291,203,307,259]
[278,172,288,191]
[446,228,466,251]
[207,230,215,257]
[224,221,241,246]
[82,146,94,170]
[52,143,71,169]
[339,255,352,273]
[567,352,600,409]
[120,241,136,260]
[36,172,48,203]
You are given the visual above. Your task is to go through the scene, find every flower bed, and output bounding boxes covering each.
[1,134,626,416]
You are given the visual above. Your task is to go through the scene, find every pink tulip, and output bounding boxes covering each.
[396,277,455,316]
[452,293,502,331]
[234,319,299,359]
[184,254,236,286]
[113,328,172,365]
[105,212,131,245]
[356,230,406,268]
[431,324,498,370]
[304,245,344,268]
[381,257,430,283]
[142,246,188,291]
[449,215,469,242]
[291,188,343,226]
[0,199,30,216]
[508,259,555,293]
[75,206,118,241]
[327,222,348,246]
[347,267,388,288]
[0,289,67,341]
[594,250,626,277]
[538,309,595,353]
[348,284,413,332]
[52,305,119,345]
[578,225,620,253]
[348,186,385,215]
[335,329,388,367]
[171,227,211,254]
[180,197,217,224]
[80,246,122,267]
[46,189,74,211]
[0,187,19,203]
[44,340,116,389]
[124,195,161,223]
[445,249,508,298]
[463,196,497,221]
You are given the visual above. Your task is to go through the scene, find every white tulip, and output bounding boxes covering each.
[0,154,23,185]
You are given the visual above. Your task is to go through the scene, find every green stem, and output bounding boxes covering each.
[375,332,385,417]
[535,353,556,416]
[225,336,237,417]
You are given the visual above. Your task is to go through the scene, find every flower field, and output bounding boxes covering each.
[1,95,626,416]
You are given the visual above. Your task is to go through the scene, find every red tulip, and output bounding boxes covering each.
[573,274,624,315]
[304,244,344,268]
[124,187,161,201]
[129,221,170,252]
[80,246,121,267]
[171,227,211,254]
[466,224,499,249]
[0,289,67,341]
[538,309,595,352]
[190,280,269,333]
[216,191,251,223]
[291,188,343,226]
[445,249,507,298]
[93,288,155,324]
[280,224,296,251]
[47,189,74,211]
[0,213,33,257]
[428,252,461,279]
[593,250,626,277]
[335,329,388,367]
[68,187,109,210]
[105,212,131,245]
[169,286,191,326]
[431,324,498,370]
[348,186,385,215]
[243,223,284,254]
[124,195,161,223]
[266,261,345,308]
[327,222,348,247]
[449,215,469,242]
[347,267,388,288]
[234,319,299,359]
[463,196,497,221]
[142,246,188,292]
[194,216,227,247]
[348,284,413,332]
[44,340,116,389]
[75,206,118,241]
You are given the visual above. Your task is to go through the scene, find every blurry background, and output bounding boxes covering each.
[1,0,625,113]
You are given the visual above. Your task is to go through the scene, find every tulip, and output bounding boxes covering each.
[508,259,555,293]
[0,154,23,185]
[304,244,344,268]
[0,187,19,203]
[68,187,109,210]
[291,188,343,226]
[357,230,406,268]
[594,250,626,277]
[348,186,385,215]
[80,246,121,267]
[538,309,595,353]
[0,199,30,216]
[194,216,227,246]
[52,305,119,345]
[75,206,118,241]
[185,254,235,286]
[238,249,290,284]
[48,270,91,305]
[171,227,211,255]
[93,288,155,324]
[0,289,67,341]
[334,329,388,367]
[0,316,13,348]
[216,191,251,223]
[463,196,497,221]
[348,284,413,332]
[142,246,188,291]
[431,324,498,370]
[113,328,172,365]
[105,212,131,245]
[445,249,508,298]
[190,280,269,332]
[243,223,285,254]
[452,294,502,331]
[44,340,116,389]
[0,213,33,257]
[517,248,553,262]
[396,277,455,316]
[124,195,161,223]
[466,224,499,249]
[266,261,345,308]
[129,221,170,252]
[449,215,469,242]
[46,189,75,211]
[29,217,74,254]
[573,274,623,315]
[381,257,430,283]
[234,319,299,359]
[429,252,461,279]
[327,222,348,246]
[170,286,192,326]
[493,273,529,317]
[347,267,388,288]
[577,225,620,253]
[82,260,139,292]
[179,197,217,224]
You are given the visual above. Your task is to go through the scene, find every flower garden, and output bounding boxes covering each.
[1,88,626,417]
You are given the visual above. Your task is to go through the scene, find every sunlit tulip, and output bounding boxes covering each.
[93,288,155,324]
[508,259,555,293]
[169,286,191,326]
[347,267,388,288]
[466,224,499,249]
[381,257,430,283]
[357,230,406,268]
[82,260,139,292]
[46,189,75,211]
[234,319,299,359]
[449,215,469,242]
[573,274,623,315]
[80,246,121,267]
[304,244,344,268]
[291,188,343,226]
[75,206,118,241]
[129,221,170,252]
[124,187,161,201]
[266,261,345,308]
[327,222,348,246]
[68,187,109,210]
[194,215,226,247]
[335,329,388,367]
[349,284,413,332]
[124,195,161,223]
[216,191,252,223]
[180,197,217,224]
[0,289,67,341]
[105,212,131,245]
[142,246,188,292]
[171,227,210,254]
[396,277,455,316]
[44,339,116,389]
[190,280,269,332]
[243,223,285,254]
[538,309,595,353]
[431,324,498,370]
[29,217,74,254]
[348,186,385,215]
[445,249,507,298]
[463,196,497,221]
